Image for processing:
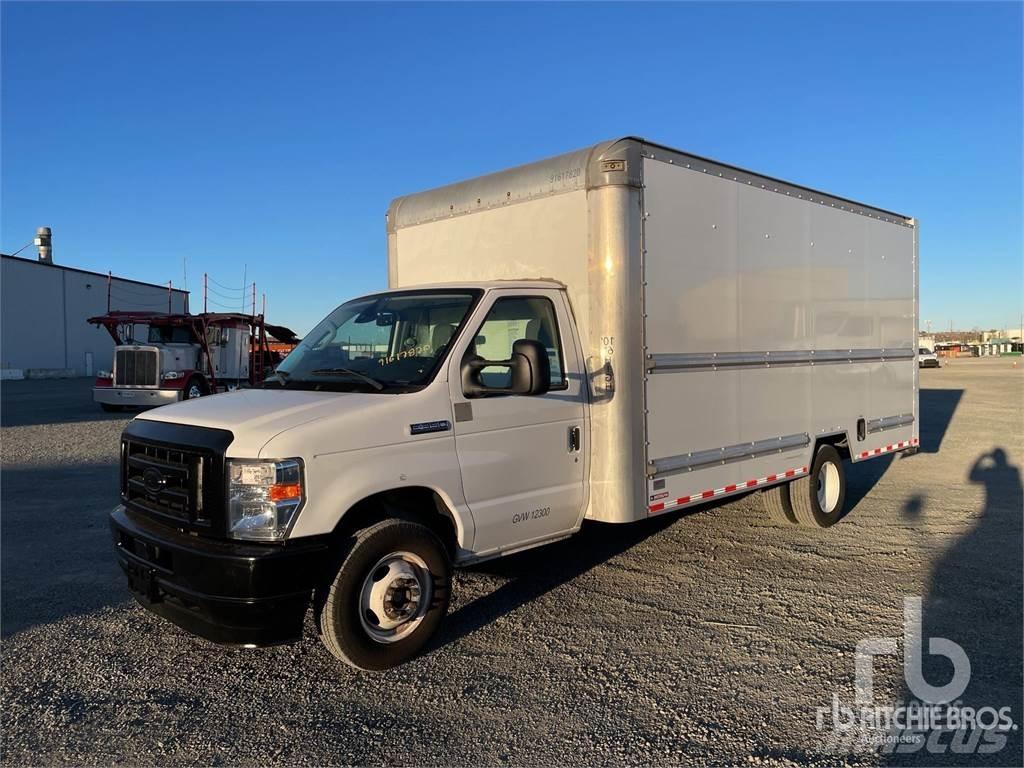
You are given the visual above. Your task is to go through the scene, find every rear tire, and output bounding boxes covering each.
[790,444,846,528]
[316,519,451,671]
[762,484,796,524]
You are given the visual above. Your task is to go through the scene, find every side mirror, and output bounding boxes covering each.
[462,339,551,398]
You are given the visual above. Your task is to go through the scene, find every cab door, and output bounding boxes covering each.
[447,289,587,556]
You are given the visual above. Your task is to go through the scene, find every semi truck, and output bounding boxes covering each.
[89,311,296,411]
[109,138,918,670]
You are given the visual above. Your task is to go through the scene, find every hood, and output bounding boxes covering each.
[134,386,455,459]
[136,389,393,456]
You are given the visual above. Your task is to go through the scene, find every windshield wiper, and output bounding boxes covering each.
[263,369,289,388]
[309,367,385,391]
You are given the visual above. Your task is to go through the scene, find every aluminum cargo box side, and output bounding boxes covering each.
[638,144,917,517]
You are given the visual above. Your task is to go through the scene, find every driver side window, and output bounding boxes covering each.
[469,296,566,390]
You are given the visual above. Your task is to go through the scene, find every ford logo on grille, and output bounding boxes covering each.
[142,467,167,495]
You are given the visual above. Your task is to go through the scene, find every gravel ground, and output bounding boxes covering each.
[2,360,1021,766]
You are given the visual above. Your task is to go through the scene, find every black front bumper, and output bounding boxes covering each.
[110,505,330,646]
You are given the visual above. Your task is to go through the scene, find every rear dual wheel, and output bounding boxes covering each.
[761,444,846,528]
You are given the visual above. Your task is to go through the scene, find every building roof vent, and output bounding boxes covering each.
[35,227,52,264]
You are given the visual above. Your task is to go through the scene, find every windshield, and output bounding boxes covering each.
[148,325,193,344]
[270,290,480,392]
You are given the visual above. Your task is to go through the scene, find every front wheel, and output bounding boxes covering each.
[317,519,451,671]
[789,444,847,528]
[183,377,207,400]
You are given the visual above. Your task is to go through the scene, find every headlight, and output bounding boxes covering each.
[163,371,184,380]
[227,459,304,541]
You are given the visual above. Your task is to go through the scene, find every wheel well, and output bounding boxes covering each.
[329,486,459,559]
[186,372,208,392]
[814,433,851,461]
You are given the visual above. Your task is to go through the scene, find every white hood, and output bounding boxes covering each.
[134,386,453,458]
[137,389,387,456]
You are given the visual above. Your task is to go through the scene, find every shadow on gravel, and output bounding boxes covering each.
[0,462,126,638]
[435,514,681,651]
[845,453,896,513]
[918,389,964,454]
[0,378,139,427]
[841,388,962,518]
[885,447,1023,766]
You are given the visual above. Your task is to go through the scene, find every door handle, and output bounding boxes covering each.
[568,426,581,453]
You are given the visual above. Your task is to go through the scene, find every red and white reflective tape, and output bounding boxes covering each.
[648,465,808,515]
[857,437,918,460]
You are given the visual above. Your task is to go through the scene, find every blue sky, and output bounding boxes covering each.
[2,1,1021,334]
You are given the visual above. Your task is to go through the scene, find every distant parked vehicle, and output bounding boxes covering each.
[88,311,297,411]
[918,347,941,368]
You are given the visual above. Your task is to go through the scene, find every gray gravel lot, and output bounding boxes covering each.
[2,361,1021,766]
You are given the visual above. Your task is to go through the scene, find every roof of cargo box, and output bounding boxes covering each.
[371,279,566,293]
[387,137,913,232]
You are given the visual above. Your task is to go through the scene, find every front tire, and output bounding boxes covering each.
[790,444,847,528]
[183,377,208,400]
[317,519,451,671]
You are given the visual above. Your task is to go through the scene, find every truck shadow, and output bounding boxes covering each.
[918,389,963,454]
[842,388,964,517]
[436,514,680,650]
[844,453,896,514]
[884,447,1023,766]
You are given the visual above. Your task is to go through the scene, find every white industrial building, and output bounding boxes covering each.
[1,230,188,378]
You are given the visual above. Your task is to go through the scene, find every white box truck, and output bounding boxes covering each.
[109,138,918,670]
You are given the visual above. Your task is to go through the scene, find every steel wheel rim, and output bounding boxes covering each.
[817,462,840,513]
[359,551,432,644]
[187,384,203,399]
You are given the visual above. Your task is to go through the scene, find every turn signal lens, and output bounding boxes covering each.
[269,482,302,502]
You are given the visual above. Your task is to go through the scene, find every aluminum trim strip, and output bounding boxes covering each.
[648,432,810,477]
[648,348,915,372]
[866,413,915,433]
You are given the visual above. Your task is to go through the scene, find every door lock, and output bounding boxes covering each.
[568,426,581,453]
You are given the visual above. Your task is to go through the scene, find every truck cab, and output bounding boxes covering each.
[92,313,262,411]
[111,281,585,669]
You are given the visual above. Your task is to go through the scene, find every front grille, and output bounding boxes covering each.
[120,421,232,537]
[123,440,213,529]
[115,348,159,386]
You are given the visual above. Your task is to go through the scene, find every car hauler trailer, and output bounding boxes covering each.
[89,311,297,410]
[108,138,918,670]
